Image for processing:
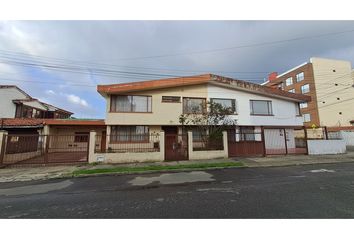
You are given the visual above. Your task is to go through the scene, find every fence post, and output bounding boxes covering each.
[261,126,266,157]
[159,131,165,161]
[188,131,193,160]
[44,135,50,163]
[283,128,288,155]
[88,131,97,163]
[324,126,329,140]
[0,130,8,165]
[304,126,309,155]
[222,131,228,158]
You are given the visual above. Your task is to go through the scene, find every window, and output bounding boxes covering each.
[210,98,236,113]
[192,128,207,142]
[110,95,152,112]
[162,96,181,103]
[300,84,310,94]
[31,109,42,118]
[239,127,256,141]
[250,100,273,115]
[183,97,206,114]
[295,103,301,116]
[285,77,293,86]
[110,126,149,142]
[277,82,284,90]
[22,106,33,118]
[296,72,305,82]
[299,102,308,109]
[74,132,89,142]
[303,113,311,122]
[288,89,295,93]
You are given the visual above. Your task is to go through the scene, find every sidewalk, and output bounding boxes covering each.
[239,151,354,167]
[1,153,354,183]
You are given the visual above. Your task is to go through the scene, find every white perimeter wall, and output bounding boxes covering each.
[307,140,346,155]
[340,131,354,146]
[207,84,303,126]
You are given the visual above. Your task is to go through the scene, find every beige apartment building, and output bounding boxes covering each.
[264,57,354,127]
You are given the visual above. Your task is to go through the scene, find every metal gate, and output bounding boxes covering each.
[0,133,89,167]
[227,129,265,157]
[164,133,189,161]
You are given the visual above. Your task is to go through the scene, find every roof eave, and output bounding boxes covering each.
[209,81,311,102]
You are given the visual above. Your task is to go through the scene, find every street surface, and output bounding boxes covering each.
[1,162,354,218]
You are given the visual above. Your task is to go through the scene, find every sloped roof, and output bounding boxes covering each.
[97,73,311,102]
[44,119,104,126]
[12,99,73,115]
[0,118,105,128]
[0,118,44,128]
[0,85,32,99]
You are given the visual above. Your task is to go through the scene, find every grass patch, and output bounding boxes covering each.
[72,161,244,176]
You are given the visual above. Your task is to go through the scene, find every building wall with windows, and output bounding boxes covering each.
[264,62,320,127]
[207,84,303,126]
[104,83,303,130]
[105,84,208,126]
[265,57,354,127]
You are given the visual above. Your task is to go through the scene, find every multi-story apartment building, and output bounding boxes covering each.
[97,74,310,160]
[263,57,354,127]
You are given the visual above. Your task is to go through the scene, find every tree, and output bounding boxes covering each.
[179,101,237,150]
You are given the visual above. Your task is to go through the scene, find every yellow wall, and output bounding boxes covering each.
[105,84,207,126]
[311,57,354,126]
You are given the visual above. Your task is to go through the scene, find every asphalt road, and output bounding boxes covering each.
[1,162,354,218]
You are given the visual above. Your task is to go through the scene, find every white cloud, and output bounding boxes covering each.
[45,89,55,95]
[66,94,89,107]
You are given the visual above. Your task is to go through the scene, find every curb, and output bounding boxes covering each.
[241,159,354,168]
[70,165,247,179]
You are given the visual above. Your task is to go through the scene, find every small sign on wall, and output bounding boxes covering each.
[96,155,105,162]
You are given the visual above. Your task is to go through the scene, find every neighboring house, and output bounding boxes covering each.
[97,74,310,159]
[0,85,73,119]
[0,118,106,165]
[263,57,354,127]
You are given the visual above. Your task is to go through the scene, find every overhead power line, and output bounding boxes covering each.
[100,29,354,61]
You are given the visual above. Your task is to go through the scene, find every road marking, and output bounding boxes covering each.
[0,180,72,196]
[197,187,239,194]
[221,180,233,184]
[128,171,214,186]
[310,169,335,173]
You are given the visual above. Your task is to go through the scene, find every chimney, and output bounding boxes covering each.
[268,72,278,81]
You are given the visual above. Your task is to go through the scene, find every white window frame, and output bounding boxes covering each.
[285,77,293,86]
[288,89,295,93]
[301,84,310,94]
[296,72,305,82]
[303,113,311,122]
[299,102,308,109]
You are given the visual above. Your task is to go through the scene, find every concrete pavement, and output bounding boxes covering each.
[2,162,354,218]
[0,152,353,183]
[239,151,354,167]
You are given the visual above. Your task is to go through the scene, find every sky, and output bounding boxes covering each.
[1,20,354,119]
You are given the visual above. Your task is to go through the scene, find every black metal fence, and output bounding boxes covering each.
[95,133,160,153]
[0,134,89,167]
[192,135,224,151]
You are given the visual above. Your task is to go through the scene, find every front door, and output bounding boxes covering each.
[162,126,188,161]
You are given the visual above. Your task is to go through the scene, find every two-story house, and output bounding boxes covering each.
[0,85,73,119]
[97,74,311,160]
